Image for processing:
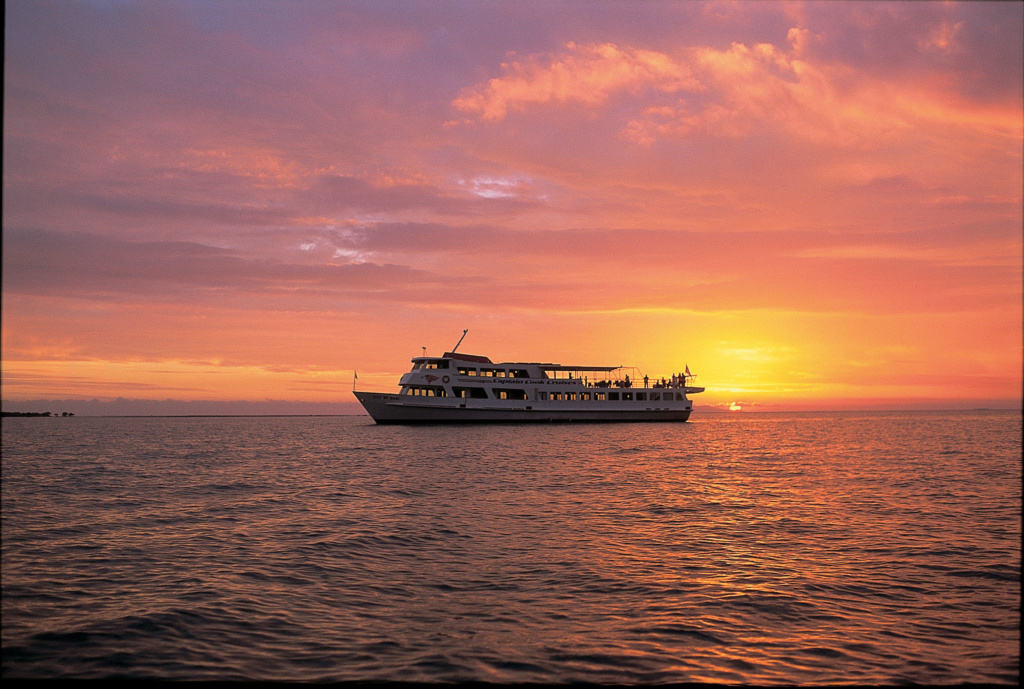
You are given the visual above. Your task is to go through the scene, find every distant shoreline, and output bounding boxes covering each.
[1,412,370,418]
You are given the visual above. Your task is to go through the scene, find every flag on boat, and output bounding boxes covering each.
[685,364,691,377]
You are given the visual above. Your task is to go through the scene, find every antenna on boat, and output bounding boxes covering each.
[451,329,468,353]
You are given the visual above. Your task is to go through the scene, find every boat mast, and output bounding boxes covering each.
[450,329,468,353]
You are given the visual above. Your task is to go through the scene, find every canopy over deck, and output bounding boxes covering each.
[411,353,620,371]
[441,351,492,363]
[538,364,621,372]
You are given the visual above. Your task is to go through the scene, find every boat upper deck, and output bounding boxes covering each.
[407,352,697,391]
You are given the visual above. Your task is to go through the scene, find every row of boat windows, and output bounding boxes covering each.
[458,367,531,378]
[402,385,686,401]
[402,386,523,399]
[412,360,450,370]
[410,360,534,378]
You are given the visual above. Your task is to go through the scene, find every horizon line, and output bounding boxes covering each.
[5,408,1021,418]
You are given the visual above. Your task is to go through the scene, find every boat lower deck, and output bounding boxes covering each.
[354,391,693,424]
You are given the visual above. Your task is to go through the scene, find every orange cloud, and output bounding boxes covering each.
[453,42,701,121]
[182,148,307,188]
[918,20,963,53]
[457,34,1020,153]
[681,38,1016,149]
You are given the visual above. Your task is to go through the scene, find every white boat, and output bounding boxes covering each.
[354,334,704,424]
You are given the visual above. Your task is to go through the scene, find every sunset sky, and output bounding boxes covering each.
[3,0,1022,413]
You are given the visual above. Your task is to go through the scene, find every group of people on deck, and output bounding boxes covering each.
[583,372,691,389]
[649,373,692,389]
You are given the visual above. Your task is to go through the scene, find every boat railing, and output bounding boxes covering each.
[547,367,695,390]
[586,379,692,390]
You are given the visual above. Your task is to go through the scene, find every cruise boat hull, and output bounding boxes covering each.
[355,391,693,424]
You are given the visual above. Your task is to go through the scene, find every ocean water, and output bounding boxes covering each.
[2,411,1019,684]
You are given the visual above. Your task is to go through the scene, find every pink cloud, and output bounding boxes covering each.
[453,42,701,121]
[456,33,1019,152]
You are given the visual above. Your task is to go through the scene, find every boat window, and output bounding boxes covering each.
[581,392,591,401]
[650,392,660,401]
[457,367,478,376]
[511,369,529,378]
[636,392,646,401]
[623,392,633,401]
[495,389,527,400]
[608,392,620,401]
[402,385,447,397]
[565,392,577,401]
[452,386,488,398]
[595,392,606,401]
[537,391,548,400]
[550,392,563,401]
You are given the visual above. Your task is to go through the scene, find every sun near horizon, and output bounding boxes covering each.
[2,1,1021,415]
